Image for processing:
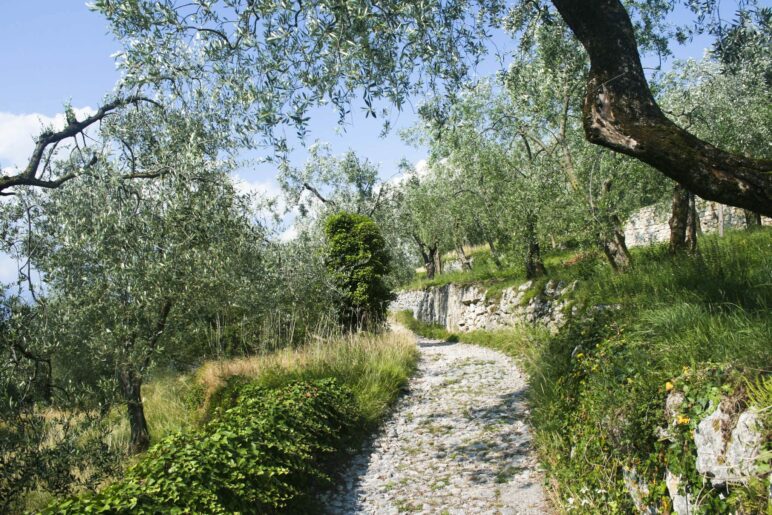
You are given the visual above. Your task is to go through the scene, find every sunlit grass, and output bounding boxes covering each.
[197,328,419,426]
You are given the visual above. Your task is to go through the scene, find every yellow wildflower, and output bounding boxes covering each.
[665,381,674,392]
[676,415,690,425]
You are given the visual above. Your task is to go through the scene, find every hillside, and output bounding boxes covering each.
[395,228,772,513]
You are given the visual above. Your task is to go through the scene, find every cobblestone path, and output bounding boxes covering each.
[322,335,550,514]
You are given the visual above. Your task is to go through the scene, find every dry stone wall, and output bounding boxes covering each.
[392,279,576,333]
[623,199,771,248]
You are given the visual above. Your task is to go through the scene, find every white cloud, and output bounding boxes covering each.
[414,158,429,176]
[0,253,19,285]
[278,225,298,242]
[0,107,95,170]
[385,157,429,188]
[232,175,282,199]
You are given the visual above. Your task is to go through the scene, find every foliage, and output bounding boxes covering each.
[91,0,697,160]
[279,144,417,288]
[46,379,360,514]
[45,328,418,512]
[658,56,771,161]
[323,212,393,330]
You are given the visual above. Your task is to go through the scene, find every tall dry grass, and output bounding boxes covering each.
[197,328,419,424]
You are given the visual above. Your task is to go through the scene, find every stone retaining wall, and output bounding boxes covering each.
[392,279,576,333]
[623,199,771,248]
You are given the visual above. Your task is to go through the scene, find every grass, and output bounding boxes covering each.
[196,328,419,426]
[402,246,525,291]
[23,329,419,512]
[399,228,772,513]
[106,373,200,452]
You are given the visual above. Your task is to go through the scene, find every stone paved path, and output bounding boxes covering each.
[321,333,550,514]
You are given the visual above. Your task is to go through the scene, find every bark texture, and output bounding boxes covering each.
[415,236,439,280]
[524,214,547,279]
[552,0,772,216]
[669,184,699,254]
[119,367,150,454]
[600,215,632,271]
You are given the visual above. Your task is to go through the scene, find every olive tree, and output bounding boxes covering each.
[94,0,771,214]
[10,159,264,453]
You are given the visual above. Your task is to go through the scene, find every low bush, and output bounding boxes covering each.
[197,330,418,425]
[45,329,419,513]
[47,379,360,514]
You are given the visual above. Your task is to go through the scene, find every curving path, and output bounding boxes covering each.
[321,331,550,514]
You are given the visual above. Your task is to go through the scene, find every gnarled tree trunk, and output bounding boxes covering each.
[552,0,772,216]
[414,235,439,279]
[118,366,150,454]
[595,180,632,270]
[524,214,547,279]
[669,184,690,254]
[600,214,631,271]
[669,185,699,254]
[456,243,473,271]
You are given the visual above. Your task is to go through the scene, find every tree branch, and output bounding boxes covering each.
[302,182,336,206]
[0,96,161,195]
[551,0,772,216]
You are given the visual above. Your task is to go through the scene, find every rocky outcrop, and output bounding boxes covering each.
[634,390,767,514]
[695,407,763,487]
[392,279,577,333]
[623,199,771,248]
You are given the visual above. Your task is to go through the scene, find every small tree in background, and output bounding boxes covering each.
[323,212,393,331]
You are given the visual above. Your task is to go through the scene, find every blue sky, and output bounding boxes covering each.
[0,1,720,174]
[0,1,724,281]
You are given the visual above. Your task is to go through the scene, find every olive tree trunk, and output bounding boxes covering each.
[414,235,439,279]
[456,243,473,271]
[669,184,699,254]
[118,366,150,454]
[552,0,772,216]
[524,214,547,279]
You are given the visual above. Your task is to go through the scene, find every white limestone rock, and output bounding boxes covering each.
[694,405,763,486]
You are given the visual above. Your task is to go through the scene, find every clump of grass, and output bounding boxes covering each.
[197,329,419,426]
[402,248,526,291]
[502,228,771,512]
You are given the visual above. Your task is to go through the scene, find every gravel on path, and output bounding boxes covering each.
[321,331,550,515]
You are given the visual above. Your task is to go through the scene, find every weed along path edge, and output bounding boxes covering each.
[322,329,550,514]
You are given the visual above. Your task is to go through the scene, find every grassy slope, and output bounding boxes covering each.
[28,331,418,512]
[196,330,419,426]
[116,330,419,445]
[399,228,771,513]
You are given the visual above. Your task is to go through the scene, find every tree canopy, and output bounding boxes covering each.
[93,0,771,214]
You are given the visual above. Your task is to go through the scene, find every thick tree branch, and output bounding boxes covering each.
[552,0,772,216]
[0,96,161,195]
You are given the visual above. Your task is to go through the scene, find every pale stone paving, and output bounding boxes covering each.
[321,334,550,514]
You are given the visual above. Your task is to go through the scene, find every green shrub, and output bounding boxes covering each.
[324,212,394,330]
[47,379,360,514]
